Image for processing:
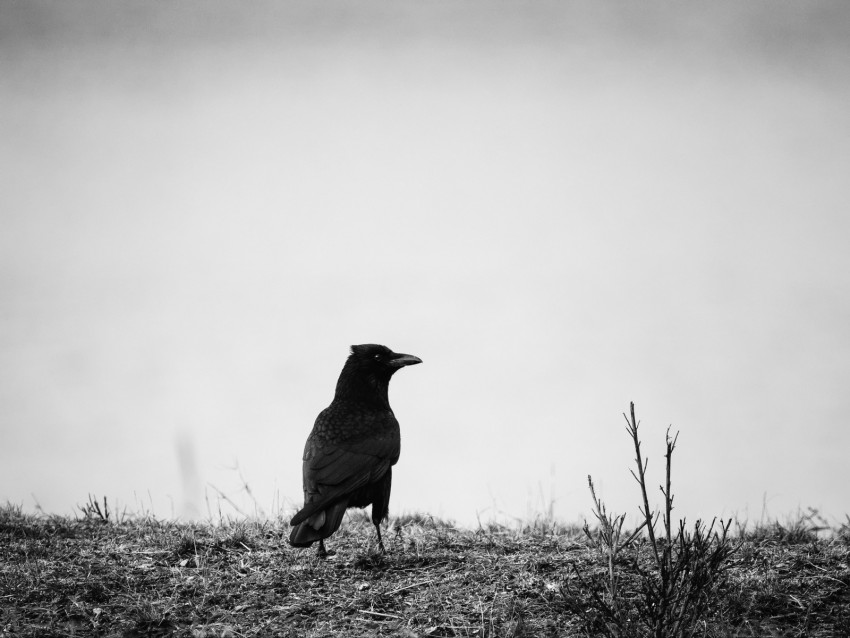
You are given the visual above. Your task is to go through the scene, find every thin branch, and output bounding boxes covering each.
[624,401,660,567]
[663,425,679,545]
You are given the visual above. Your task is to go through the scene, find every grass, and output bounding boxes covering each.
[2,505,849,637]
[2,403,849,637]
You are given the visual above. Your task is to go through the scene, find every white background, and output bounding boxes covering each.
[2,1,848,528]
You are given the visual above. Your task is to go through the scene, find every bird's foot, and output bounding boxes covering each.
[374,523,388,555]
[316,539,335,559]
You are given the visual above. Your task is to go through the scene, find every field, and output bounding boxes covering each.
[2,503,849,638]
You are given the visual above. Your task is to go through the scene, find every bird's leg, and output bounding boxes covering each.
[374,523,386,554]
[316,539,328,558]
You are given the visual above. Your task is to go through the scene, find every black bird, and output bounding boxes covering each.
[289,344,422,556]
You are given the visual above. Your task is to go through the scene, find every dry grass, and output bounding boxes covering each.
[1,503,849,637]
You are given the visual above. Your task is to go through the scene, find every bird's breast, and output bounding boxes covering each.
[311,400,400,445]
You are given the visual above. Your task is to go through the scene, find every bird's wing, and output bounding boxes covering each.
[290,434,399,526]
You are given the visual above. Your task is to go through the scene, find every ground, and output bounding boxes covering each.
[1,505,849,637]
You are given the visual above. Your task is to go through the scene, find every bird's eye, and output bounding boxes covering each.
[373,354,382,360]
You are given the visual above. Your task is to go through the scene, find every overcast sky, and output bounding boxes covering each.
[2,1,849,528]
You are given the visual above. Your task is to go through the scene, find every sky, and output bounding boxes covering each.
[2,1,849,529]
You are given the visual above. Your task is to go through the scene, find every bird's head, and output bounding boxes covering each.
[335,344,422,405]
[349,344,422,371]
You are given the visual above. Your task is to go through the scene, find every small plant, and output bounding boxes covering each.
[574,476,646,625]
[838,515,850,544]
[78,494,112,523]
[742,507,830,544]
[565,402,738,637]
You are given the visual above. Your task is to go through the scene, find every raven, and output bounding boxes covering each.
[289,344,421,556]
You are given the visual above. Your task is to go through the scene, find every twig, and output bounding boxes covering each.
[387,580,433,595]
[624,401,660,567]
[662,425,680,545]
[359,610,402,620]
[206,483,248,518]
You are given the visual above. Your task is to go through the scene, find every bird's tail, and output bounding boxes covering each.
[289,500,348,547]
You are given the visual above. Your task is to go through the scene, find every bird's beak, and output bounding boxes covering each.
[388,353,422,368]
